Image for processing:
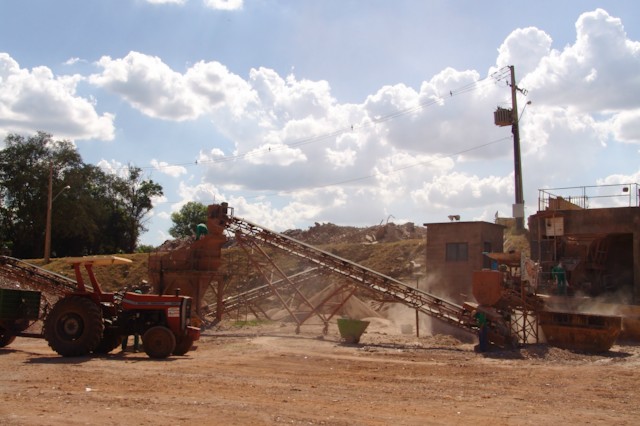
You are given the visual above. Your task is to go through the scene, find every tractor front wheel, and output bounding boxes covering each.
[44,296,104,357]
[143,326,176,359]
[172,334,194,356]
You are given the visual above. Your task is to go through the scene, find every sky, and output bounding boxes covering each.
[1,1,639,247]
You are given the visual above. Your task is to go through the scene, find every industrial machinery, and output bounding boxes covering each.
[0,255,200,358]
[468,251,622,352]
[210,204,621,352]
[464,252,545,348]
[148,201,621,352]
[149,203,479,337]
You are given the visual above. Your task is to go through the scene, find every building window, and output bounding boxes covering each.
[446,242,468,261]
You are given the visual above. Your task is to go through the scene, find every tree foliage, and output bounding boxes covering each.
[169,201,208,238]
[0,132,163,258]
[110,166,163,253]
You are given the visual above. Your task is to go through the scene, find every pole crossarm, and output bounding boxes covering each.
[225,216,477,334]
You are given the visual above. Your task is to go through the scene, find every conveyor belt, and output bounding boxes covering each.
[225,216,476,334]
[0,256,77,298]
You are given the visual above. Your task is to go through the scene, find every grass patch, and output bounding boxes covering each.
[231,319,273,327]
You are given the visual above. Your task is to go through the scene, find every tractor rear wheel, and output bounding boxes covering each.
[0,328,16,348]
[44,296,104,357]
[143,326,176,359]
[172,334,194,356]
[94,327,123,354]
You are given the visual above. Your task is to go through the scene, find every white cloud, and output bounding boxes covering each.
[137,7,637,230]
[326,146,357,168]
[13,8,637,240]
[197,147,225,163]
[225,187,345,232]
[145,0,241,9]
[152,194,168,205]
[523,9,640,113]
[370,68,504,158]
[203,0,243,11]
[244,143,307,166]
[495,27,552,75]
[89,52,257,123]
[151,159,187,177]
[185,60,257,118]
[64,57,84,66]
[96,159,130,179]
[0,53,115,141]
[597,172,640,186]
[90,52,198,121]
[173,181,224,212]
[146,0,186,4]
[411,172,512,210]
[610,110,640,144]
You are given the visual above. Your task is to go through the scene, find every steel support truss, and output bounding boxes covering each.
[223,216,478,336]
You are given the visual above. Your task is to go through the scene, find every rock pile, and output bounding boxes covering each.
[283,221,426,245]
[155,236,195,252]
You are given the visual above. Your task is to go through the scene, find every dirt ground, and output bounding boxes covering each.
[1,319,640,426]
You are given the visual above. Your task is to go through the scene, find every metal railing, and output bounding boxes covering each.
[538,183,639,211]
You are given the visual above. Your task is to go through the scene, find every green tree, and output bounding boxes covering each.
[60,163,124,255]
[169,201,208,238]
[69,164,162,254]
[136,244,155,253]
[110,165,163,253]
[0,132,82,257]
[0,132,163,258]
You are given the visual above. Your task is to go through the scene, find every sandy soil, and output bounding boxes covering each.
[1,320,640,426]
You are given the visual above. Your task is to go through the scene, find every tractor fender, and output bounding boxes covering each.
[187,325,200,342]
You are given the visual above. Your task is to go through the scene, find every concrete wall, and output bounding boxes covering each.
[423,221,504,305]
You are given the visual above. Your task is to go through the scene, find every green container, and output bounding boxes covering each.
[337,318,370,344]
[0,288,41,321]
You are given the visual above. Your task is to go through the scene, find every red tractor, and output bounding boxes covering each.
[43,256,199,358]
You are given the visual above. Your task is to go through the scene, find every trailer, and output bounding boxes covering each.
[0,287,43,347]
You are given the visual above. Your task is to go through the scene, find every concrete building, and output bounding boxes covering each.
[528,184,640,303]
[423,220,505,305]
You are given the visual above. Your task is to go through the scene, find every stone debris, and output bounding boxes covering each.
[156,222,426,252]
[155,236,196,252]
[283,222,426,245]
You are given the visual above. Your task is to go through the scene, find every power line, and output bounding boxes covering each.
[111,74,494,173]
[152,135,512,204]
[264,135,512,196]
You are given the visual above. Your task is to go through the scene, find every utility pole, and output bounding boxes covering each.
[44,164,70,264]
[44,164,53,264]
[493,65,526,231]
[509,65,525,231]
